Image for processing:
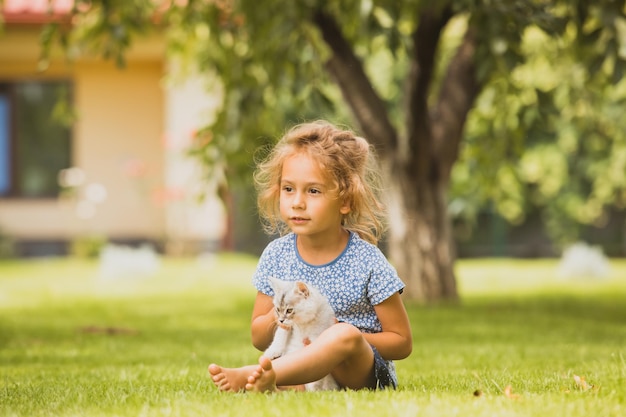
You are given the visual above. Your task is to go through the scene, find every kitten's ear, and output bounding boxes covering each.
[295,281,310,298]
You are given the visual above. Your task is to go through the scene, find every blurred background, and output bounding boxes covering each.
[0,0,625,303]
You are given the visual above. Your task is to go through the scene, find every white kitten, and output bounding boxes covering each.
[264,277,339,391]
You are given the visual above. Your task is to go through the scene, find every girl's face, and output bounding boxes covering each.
[279,152,350,240]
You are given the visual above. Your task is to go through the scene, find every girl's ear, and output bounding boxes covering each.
[340,199,351,215]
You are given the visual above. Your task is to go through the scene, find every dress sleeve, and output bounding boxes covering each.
[366,247,405,305]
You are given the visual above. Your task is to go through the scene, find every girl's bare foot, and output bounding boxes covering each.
[245,355,278,393]
[208,363,257,392]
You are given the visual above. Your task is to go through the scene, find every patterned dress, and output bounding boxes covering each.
[252,231,405,388]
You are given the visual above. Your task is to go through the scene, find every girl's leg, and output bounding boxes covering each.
[265,322,376,389]
[209,322,376,392]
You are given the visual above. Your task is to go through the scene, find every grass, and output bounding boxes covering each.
[1,254,625,416]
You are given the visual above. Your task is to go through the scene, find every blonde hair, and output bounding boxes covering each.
[254,120,387,244]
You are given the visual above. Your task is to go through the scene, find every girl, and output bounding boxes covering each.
[208,121,412,392]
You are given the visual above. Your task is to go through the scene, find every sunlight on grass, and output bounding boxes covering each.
[457,258,626,296]
[0,253,257,308]
[1,255,625,416]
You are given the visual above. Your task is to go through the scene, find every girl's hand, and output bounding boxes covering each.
[250,292,278,351]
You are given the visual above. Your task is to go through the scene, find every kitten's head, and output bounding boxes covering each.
[269,277,320,328]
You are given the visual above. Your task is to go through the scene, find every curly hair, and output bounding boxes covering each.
[253,120,387,244]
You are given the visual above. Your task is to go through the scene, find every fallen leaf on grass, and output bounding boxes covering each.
[471,373,521,399]
[503,385,520,399]
[573,375,593,391]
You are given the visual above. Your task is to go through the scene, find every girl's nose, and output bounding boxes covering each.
[292,193,305,209]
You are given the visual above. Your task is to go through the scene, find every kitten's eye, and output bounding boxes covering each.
[286,308,294,314]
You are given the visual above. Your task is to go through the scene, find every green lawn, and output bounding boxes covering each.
[1,255,625,416]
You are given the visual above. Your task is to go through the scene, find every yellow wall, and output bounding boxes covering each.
[0,26,167,242]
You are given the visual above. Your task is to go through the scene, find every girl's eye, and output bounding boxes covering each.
[282,185,293,192]
[309,188,321,194]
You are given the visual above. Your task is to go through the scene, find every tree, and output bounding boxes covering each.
[36,0,626,302]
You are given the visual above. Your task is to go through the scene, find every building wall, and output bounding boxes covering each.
[0,26,168,248]
[162,65,226,251]
[71,60,166,239]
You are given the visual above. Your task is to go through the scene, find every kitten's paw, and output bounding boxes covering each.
[263,348,282,360]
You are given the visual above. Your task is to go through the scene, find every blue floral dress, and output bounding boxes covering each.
[252,231,405,388]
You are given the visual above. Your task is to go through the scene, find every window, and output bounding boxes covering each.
[0,81,72,198]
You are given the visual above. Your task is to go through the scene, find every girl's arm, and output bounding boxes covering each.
[363,292,413,360]
[250,291,276,351]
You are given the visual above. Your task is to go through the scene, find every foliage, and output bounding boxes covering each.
[0,227,15,259]
[70,234,107,258]
[39,0,157,68]
[1,256,626,416]
[162,0,352,188]
[454,4,626,246]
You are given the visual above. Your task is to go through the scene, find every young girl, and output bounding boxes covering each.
[208,120,412,392]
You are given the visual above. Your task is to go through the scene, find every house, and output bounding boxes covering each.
[0,0,225,257]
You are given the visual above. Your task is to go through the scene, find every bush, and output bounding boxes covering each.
[70,234,107,258]
[0,227,15,259]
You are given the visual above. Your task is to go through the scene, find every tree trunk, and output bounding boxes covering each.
[384,160,457,301]
[385,19,477,302]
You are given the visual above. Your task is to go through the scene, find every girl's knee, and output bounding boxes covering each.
[328,322,366,352]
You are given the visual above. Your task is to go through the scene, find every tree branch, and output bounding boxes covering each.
[405,6,453,140]
[405,6,453,176]
[312,10,397,158]
[431,26,481,182]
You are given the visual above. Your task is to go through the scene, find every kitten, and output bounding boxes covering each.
[264,277,339,391]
